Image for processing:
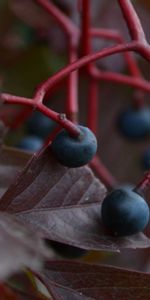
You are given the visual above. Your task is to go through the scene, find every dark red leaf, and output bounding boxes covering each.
[48,283,94,300]
[0,212,49,280]
[39,260,150,300]
[1,147,150,251]
[8,287,51,300]
[8,272,51,300]
[0,146,30,198]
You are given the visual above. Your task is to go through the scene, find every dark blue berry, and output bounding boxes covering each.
[16,136,43,152]
[141,148,150,170]
[118,107,150,139]
[51,125,97,167]
[46,240,87,259]
[101,188,150,236]
[26,111,56,139]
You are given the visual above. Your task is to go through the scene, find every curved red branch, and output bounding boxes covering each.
[34,42,138,100]
[118,0,146,42]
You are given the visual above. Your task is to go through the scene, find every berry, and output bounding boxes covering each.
[118,107,150,139]
[16,136,43,152]
[51,125,97,167]
[101,188,150,236]
[26,111,56,139]
[46,240,87,259]
[141,148,150,170]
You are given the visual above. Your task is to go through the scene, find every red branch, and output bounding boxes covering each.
[118,0,146,43]
[2,0,150,188]
[135,172,150,195]
[34,42,138,99]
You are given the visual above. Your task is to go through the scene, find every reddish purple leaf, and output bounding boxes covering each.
[8,287,50,300]
[1,147,150,251]
[0,147,30,198]
[39,260,150,300]
[0,212,49,280]
[8,272,51,300]
[48,283,94,300]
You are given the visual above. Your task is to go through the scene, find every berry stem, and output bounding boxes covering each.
[94,70,150,92]
[90,28,142,78]
[37,103,81,137]
[87,78,99,135]
[80,0,91,57]
[118,0,146,43]
[66,38,79,123]
[35,0,79,40]
[134,172,150,195]
[1,94,33,106]
[34,42,138,100]
[1,94,81,137]
[90,155,118,189]
[2,0,150,194]
[80,0,99,135]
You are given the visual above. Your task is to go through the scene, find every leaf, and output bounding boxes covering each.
[48,283,94,300]
[0,212,49,280]
[8,272,52,300]
[0,146,30,198]
[8,288,51,300]
[39,260,150,300]
[1,147,150,251]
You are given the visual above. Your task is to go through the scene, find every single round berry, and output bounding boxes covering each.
[26,111,56,139]
[141,148,150,170]
[16,136,43,152]
[51,125,97,167]
[118,107,150,139]
[101,188,150,236]
[46,240,87,259]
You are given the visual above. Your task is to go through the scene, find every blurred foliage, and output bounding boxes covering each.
[3,45,66,97]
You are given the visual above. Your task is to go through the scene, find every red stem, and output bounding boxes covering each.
[1,94,33,106]
[80,0,91,56]
[37,103,81,137]
[118,0,146,42]
[66,39,79,122]
[80,0,100,135]
[35,0,79,41]
[1,94,81,137]
[90,28,142,77]
[90,155,118,189]
[2,0,150,193]
[92,69,150,92]
[90,28,145,107]
[34,42,138,100]
[87,78,99,135]
[134,172,150,195]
